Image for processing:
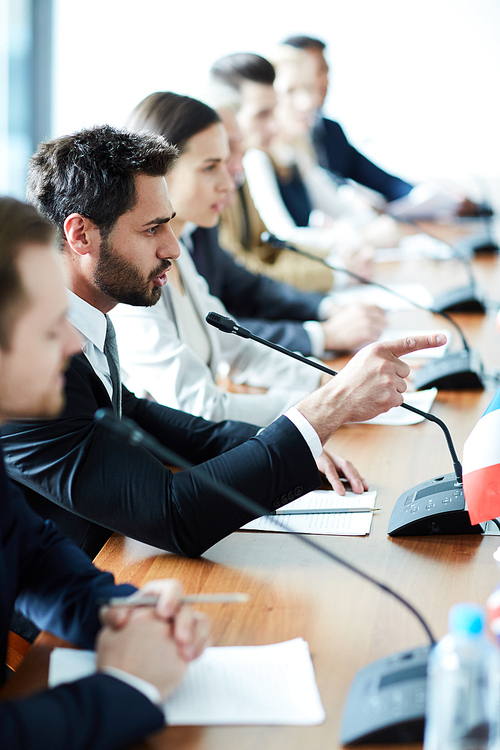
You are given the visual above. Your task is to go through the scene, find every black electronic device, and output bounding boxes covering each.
[432,282,486,314]
[408,222,489,311]
[95,408,437,745]
[340,645,430,745]
[401,214,490,307]
[387,472,485,537]
[456,199,498,254]
[261,232,485,392]
[412,348,485,391]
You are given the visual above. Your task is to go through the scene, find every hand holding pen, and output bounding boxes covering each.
[100,579,213,663]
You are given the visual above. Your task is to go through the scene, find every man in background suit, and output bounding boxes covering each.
[209,57,386,354]
[0,196,209,749]
[1,125,445,562]
[282,35,484,217]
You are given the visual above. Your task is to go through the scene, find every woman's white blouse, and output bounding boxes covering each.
[110,240,321,426]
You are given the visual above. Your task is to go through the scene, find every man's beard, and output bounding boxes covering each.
[93,235,171,307]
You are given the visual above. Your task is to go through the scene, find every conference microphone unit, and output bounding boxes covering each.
[207,311,484,538]
[408,220,489,311]
[454,195,498,255]
[94,407,435,744]
[261,232,485,392]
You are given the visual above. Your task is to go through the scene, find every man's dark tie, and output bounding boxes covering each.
[104,315,122,417]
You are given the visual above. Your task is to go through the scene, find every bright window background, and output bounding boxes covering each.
[51,0,500,205]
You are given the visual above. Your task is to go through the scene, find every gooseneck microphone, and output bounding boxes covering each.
[94,408,436,743]
[207,310,483,537]
[260,232,485,392]
[409,219,489,310]
[207,311,463,483]
[261,231,470,346]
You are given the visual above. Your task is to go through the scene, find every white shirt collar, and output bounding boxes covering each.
[67,290,108,353]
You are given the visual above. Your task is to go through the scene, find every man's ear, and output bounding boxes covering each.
[63,213,101,256]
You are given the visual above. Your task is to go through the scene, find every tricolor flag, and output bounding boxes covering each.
[463,387,500,525]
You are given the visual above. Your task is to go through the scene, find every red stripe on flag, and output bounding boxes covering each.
[463,462,500,525]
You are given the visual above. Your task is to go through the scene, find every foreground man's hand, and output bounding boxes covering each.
[316,448,368,495]
[297,334,447,445]
[97,604,210,701]
[100,579,210,663]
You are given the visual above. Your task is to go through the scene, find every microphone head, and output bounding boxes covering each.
[206,312,253,339]
[260,232,290,250]
[206,311,238,333]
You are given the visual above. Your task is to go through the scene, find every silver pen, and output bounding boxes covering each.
[104,592,250,607]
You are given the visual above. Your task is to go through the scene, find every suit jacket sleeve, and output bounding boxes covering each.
[0,452,164,750]
[313,118,413,203]
[0,674,164,750]
[190,226,324,355]
[1,355,321,558]
[0,451,135,650]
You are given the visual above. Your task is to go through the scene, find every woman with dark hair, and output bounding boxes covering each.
[112,91,324,422]
[111,91,368,494]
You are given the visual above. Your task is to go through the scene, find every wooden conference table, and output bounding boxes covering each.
[4,242,500,750]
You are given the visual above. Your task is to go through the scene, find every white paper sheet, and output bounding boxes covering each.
[385,183,460,221]
[330,282,434,310]
[380,329,452,359]
[361,388,437,425]
[375,233,455,262]
[241,490,377,536]
[49,638,325,725]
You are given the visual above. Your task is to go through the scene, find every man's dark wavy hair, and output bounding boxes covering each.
[210,53,276,94]
[26,124,179,243]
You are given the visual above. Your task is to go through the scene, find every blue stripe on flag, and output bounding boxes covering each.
[483,386,500,417]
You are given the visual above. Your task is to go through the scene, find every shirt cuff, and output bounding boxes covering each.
[101,666,162,707]
[317,296,338,320]
[302,321,325,358]
[284,407,323,459]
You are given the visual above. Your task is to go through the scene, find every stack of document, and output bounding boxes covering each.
[49,638,325,725]
[241,489,378,536]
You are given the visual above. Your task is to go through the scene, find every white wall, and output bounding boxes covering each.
[54,0,500,199]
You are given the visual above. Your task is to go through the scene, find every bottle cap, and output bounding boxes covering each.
[449,603,485,636]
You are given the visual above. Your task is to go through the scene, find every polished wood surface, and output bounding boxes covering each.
[6,632,31,673]
[5,249,500,750]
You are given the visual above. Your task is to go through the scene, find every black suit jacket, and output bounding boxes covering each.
[1,354,320,558]
[190,226,325,356]
[0,447,165,750]
[312,117,413,203]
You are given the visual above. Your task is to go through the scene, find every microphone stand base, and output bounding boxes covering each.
[432,282,486,313]
[412,348,485,391]
[340,644,430,745]
[473,240,500,254]
[387,472,485,536]
[457,233,499,255]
